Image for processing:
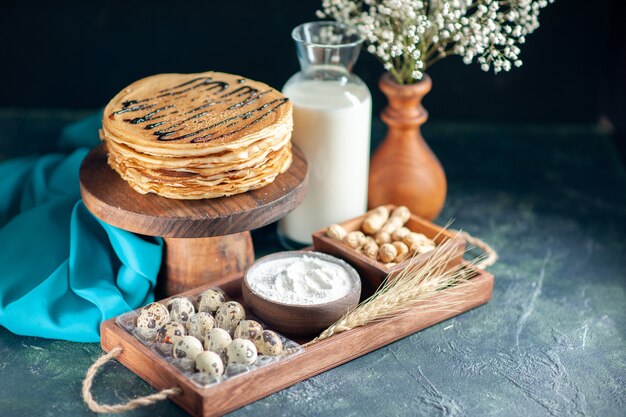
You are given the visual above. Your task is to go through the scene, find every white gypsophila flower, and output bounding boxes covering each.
[318,0,553,84]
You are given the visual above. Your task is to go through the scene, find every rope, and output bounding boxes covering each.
[457,230,498,270]
[82,345,181,413]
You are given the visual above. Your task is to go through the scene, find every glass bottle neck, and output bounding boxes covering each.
[300,64,351,82]
[292,22,363,83]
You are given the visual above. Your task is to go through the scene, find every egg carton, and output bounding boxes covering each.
[115,302,303,389]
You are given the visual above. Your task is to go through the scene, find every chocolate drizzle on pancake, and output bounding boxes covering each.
[102,71,293,200]
[108,74,288,143]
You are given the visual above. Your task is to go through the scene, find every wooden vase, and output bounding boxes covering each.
[368,73,447,220]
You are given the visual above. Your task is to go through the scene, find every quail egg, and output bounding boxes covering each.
[186,312,215,340]
[227,338,258,366]
[203,328,232,355]
[165,296,195,324]
[195,351,224,378]
[253,330,284,356]
[197,288,226,314]
[173,335,204,360]
[233,320,263,340]
[215,301,246,333]
[136,302,170,339]
[156,322,186,344]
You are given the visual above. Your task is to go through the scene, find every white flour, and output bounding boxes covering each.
[248,255,354,305]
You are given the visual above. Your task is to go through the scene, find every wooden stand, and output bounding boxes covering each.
[79,144,308,295]
[161,234,254,295]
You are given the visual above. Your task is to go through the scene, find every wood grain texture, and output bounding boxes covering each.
[368,73,447,220]
[79,144,308,238]
[100,264,493,417]
[312,205,466,292]
[161,234,254,295]
[241,251,361,337]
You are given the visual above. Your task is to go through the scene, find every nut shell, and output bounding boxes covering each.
[362,206,390,234]
[378,243,398,263]
[326,224,347,241]
[375,231,392,245]
[344,231,366,249]
[392,241,410,262]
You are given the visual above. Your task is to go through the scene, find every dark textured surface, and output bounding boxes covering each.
[1,119,625,417]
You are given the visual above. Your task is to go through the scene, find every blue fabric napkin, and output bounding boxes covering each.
[0,114,163,342]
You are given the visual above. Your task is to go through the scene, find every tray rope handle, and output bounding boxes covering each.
[82,345,182,413]
[456,230,498,270]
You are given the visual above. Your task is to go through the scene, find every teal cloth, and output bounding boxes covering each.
[0,114,163,342]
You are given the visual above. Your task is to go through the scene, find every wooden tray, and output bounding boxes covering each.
[100,264,494,417]
[312,204,466,292]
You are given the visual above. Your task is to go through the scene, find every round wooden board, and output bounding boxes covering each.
[79,144,308,238]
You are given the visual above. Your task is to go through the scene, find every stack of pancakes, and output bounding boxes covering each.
[101,71,293,199]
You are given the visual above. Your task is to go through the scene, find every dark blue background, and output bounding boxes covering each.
[1,0,622,127]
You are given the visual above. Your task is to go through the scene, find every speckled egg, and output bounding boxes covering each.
[203,328,232,355]
[186,312,215,340]
[165,297,195,324]
[215,301,246,333]
[195,351,224,378]
[197,288,226,314]
[136,302,170,339]
[227,338,258,366]
[253,330,284,356]
[173,335,204,360]
[156,322,186,344]
[233,320,263,340]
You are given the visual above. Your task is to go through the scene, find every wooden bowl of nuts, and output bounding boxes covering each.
[312,205,466,292]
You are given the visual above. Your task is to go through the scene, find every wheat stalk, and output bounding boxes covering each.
[310,234,482,343]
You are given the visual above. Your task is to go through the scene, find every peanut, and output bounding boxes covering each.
[391,226,411,241]
[392,241,410,262]
[361,238,379,259]
[403,232,436,254]
[413,240,436,254]
[380,206,411,234]
[364,236,376,245]
[344,231,366,249]
[378,243,398,263]
[375,231,392,245]
[326,224,347,241]
[402,232,429,247]
[362,206,390,234]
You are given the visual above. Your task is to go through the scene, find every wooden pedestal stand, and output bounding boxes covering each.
[79,144,308,295]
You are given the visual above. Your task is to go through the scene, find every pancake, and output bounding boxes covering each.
[108,145,293,199]
[102,124,291,169]
[101,71,293,199]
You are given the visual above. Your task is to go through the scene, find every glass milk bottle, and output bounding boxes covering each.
[278,21,371,247]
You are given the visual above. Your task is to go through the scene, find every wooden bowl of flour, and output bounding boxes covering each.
[242,251,361,337]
